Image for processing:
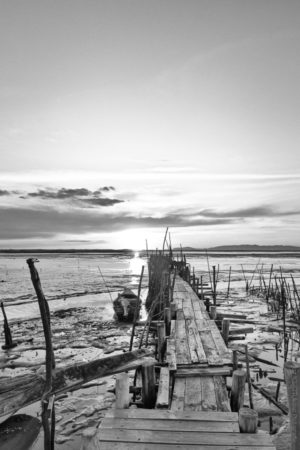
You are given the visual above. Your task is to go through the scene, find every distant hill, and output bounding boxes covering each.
[174,244,300,252]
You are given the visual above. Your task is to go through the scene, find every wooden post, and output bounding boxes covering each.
[141,361,156,408]
[239,407,258,433]
[200,276,204,300]
[157,321,166,362]
[212,265,217,305]
[244,344,254,409]
[115,372,130,409]
[170,302,177,319]
[1,302,16,349]
[226,266,231,298]
[210,305,217,320]
[284,361,300,450]
[164,307,171,336]
[129,265,144,351]
[230,369,246,412]
[222,319,230,346]
[27,258,55,450]
[205,298,210,312]
[232,350,238,371]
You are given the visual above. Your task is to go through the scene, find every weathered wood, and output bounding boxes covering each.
[229,327,254,335]
[0,414,41,450]
[199,329,223,366]
[0,349,153,417]
[165,337,177,371]
[213,376,231,412]
[222,319,230,346]
[98,428,275,446]
[171,377,185,411]
[81,427,101,450]
[156,367,170,409]
[184,376,202,411]
[175,313,191,364]
[106,408,239,422]
[98,443,275,450]
[157,321,165,363]
[164,307,171,336]
[217,312,247,320]
[230,369,246,412]
[1,302,16,349]
[115,372,130,409]
[100,417,239,433]
[284,360,300,449]
[141,360,156,408]
[175,367,232,378]
[200,376,217,411]
[185,318,207,364]
[209,305,217,320]
[239,407,258,433]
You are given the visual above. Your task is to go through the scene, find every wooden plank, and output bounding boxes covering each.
[199,329,223,366]
[175,313,191,365]
[106,409,239,422]
[98,428,276,446]
[98,443,275,450]
[200,376,217,411]
[184,376,202,411]
[175,367,231,378]
[100,417,239,433]
[185,318,207,364]
[217,312,247,320]
[156,367,170,409]
[213,376,231,412]
[170,378,185,411]
[166,337,177,371]
[196,319,211,331]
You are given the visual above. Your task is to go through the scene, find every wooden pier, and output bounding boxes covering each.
[89,268,276,449]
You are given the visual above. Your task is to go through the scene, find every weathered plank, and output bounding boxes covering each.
[98,444,275,450]
[106,409,239,422]
[100,417,239,433]
[200,376,217,411]
[175,312,191,365]
[165,337,177,371]
[213,376,231,412]
[184,376,202,411]
[98,428,275,446]
[175,367,231,378]
[185,318,207,364]
[0,349,154,417]
[170,378,185,411]
[199,330,223,366]
[156,367,170,409]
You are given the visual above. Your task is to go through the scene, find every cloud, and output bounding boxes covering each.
[26,186,116,200]
[0,189,11,196]
[198,206,300,218]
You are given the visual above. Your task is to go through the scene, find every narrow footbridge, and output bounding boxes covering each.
[93,275,276,449]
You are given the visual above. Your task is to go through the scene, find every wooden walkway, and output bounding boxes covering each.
[94,277,275,449]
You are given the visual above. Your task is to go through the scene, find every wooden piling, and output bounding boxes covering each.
[164,307,171,336]
[284,360,300,450]
[210,305,217,320]
[239,407,258,433]
[222,319,230,346]
[230,369,246,412]
[141,361,156,408]
[1,302,16,349]
[212,265,217,305]
[157,321,166,362]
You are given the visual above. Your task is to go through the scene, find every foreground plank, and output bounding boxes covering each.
[0,349,153,417]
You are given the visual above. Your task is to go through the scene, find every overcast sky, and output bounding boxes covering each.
[1,0,299,249]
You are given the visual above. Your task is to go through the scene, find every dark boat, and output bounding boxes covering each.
[113,288,140,322]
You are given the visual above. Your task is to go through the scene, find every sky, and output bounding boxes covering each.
[0,0,299,249]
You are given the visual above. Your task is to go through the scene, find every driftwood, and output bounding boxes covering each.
[0,348,154,417]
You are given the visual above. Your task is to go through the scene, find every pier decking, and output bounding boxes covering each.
[94,275,275,449]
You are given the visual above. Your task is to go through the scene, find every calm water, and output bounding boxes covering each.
[0,251,299,320]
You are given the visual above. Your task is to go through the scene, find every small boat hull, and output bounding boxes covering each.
[113,288,140,322]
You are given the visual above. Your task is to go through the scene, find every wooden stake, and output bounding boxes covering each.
[244,344,254,409]
[222,319,230,346]
[1,302,16,349]
[157,321,166,362]
[212,265,217,305]
[284,361,300,450]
